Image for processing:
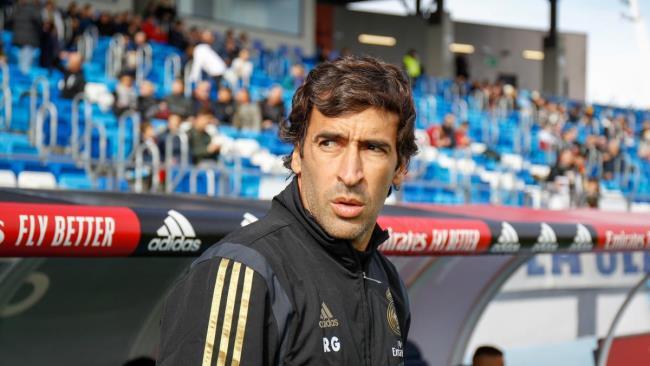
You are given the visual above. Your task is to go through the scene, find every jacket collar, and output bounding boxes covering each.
[273,177,389,272]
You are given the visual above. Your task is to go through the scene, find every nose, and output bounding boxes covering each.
[337,145,364,187]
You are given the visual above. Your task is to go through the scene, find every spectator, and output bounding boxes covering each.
[220,28,240,65]
[602,139,623,181]
[142,14,167,43]
[546,148,576,183]
[472,345,504,366]
[157,113,183,160]
[189,108,220,164]
[403,49,422,84]
[455,121,471,148]
[95,11,115,37]
[113,11,130,35]
[137,80,160,120]
[232,88,262,131]
[259,85,285,130]
[168,19,188,51]
[580,176,600,208]
[114,71,137,117]
[214,86,235,125]
[162,79,191,118]
[282,63,305,90]
[12,0,42,75]
[42,0,65,44]
[123,31,148,74]
[39,20,61,71]
[190,30,226,86]
[59,52,86,99]
[78,4,94,34]
[638,121,650,160]
[223,48,253,90]
[426,114,456,148]
[191,80,214,116]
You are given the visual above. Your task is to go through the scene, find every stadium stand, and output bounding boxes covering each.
[1,2,649,212]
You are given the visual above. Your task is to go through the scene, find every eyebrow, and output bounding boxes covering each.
[313,131,393,152]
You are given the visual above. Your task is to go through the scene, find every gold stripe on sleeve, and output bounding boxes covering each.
[202,259,231,366]
[231,266,254,366]
[216,261,242,366]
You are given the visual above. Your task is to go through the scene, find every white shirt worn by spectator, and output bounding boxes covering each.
[190,43,227,82]
[224,57,253,89]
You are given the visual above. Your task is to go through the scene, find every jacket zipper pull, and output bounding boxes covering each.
[362,272,382,284]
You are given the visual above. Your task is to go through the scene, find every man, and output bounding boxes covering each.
[59,52,86,99]
[190,30,227,85]
[12,0,41,75]
[472,346,505,366]
[189,108,220,165]
[158,56,418,365]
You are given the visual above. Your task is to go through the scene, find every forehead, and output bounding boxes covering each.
[307,107,399,142]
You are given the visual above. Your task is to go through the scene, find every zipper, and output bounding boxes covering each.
[360,271,371,366]
[363,272,382,284]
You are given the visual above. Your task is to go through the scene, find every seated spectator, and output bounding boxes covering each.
[114,71,137,117]
[214,86,235,125]
[580,176,600,208]
[161,79,191,118]
[157,113,183,161]
[426,114,456,149]
[137,80,161,120]
[189,108,220,164]
[220,29,240,66]
[142,14,167,43]
[168,19,188,51]
[546,148,576,183]
[472,345,504,366]
[233,88,262,131]
[455,121,471,148]
[223,48,253,90]
[602,139,623,181]
[259,85,285,130]
[96,11,115,36]
[282,63,306,90]
[59,52,86,99]
[190,30,226,86]
[192,80,214,116]
[123,31,148,73]
[39,20,61,72]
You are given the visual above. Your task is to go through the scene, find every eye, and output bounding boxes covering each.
[319,139,338,150]
[366,143,387,154]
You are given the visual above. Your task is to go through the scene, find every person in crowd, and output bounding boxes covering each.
[638,121,650,161]
[219,28,240,66]
[282,62,306,90]
[39,19,61,71]
[168,19,188,51]
[42,0,65,44]
[403,48,422,84]
[472,345,504,366]
[427,113,456,149]
[259,85,285,130]
[602,139,623,181]
[189,108,220,164]
[191,80,214,116]
[223,48,253,90]
[157,113,183,161]
[232,88,261,131]
[190,30,226,86]
[12,0,42,75]
[123,31,149,73]
[113,11,130,35]
[137,80,161,120]
[114,71,138,117]
[546,148,577,183]
[78,4,94,33]
[59,52,86,99]
[95,11,115,37]
[580,176,600,208]
[142,14,167,43]
[161,79,191,118]
[214,85,235,125]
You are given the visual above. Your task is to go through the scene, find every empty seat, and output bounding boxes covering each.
[0,169,17,187]
[17,171,57,189]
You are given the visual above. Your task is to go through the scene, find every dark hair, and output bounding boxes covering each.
[197,107,214,117]
[279,55,417,171]
[472,345,503,364]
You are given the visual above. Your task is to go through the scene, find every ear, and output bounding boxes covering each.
[290,148,302,175]
[392,163,407,187]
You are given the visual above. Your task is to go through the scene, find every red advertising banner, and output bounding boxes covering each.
[0,203,141,256]
[377,216,493,255]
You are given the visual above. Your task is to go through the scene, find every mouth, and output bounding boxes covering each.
[331,198,365,219]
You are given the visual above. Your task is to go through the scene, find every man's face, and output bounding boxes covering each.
[291,107,405,250]
[475,355,504,366]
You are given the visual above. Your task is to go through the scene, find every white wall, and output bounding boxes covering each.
[56,0,134,13]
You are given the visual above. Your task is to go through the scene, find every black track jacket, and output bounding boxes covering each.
[158,178,411,366]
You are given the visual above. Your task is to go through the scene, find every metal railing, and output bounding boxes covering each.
[164,54,181,93]
[33,102,58,159]
[134,139,161,193]
[70,92,93,161]
[29,77,50,141]
[116,111,141,185]
[164,130,190,193]
[106,34,126,78]
[135,44,153,86]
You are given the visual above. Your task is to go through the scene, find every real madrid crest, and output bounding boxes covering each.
[386,289,401,336]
